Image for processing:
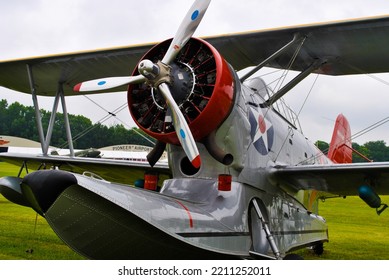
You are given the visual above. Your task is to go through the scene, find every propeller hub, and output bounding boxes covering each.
[139,60,172,88]
[169,62,195,104]
[139,59,195,109]
[138,59,159,80]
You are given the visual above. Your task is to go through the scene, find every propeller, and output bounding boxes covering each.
[158,83,201,168]
[161,0,211,65]
[73,75,145,92]
[73,0,211,168]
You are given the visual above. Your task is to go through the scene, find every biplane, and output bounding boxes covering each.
[1,0,389,259]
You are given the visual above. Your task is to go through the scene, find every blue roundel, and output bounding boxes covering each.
[191,10,199,21]
[180,129,186,139]
[98,81,106,86]
[248,108,274,156]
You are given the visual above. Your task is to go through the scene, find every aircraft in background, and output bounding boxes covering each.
[1,135,166,163]
[1,135,47,154]
[1,0,389,259]
[98,144,168,163]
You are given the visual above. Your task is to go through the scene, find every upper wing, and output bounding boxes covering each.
[208,16,389,75]
[0,152,171,186]
[1,15,389,96]
[0,42,155,96]
[270,162,389,196]
[208,15,389,75]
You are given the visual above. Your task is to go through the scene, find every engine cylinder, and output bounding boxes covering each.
[127,38,235,145]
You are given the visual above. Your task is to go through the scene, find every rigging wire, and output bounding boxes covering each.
[83,95,117,117]
[296,74,320,119]
[81,96,155,146]
[296,61,389,165]
[262,38,308,162]
[244,38,307,159]
[273,37,306,96]
[274,73,319,162]
[351,117,389,141]
[57,102,127,149]
[57,96,155,151]
[340,61,389,87]
[95,108,156,146]
[298,115,389,165]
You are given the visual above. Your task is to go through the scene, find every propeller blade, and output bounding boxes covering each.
[158,83,201,168]
[73,75,145,92]
[162,0,211,65]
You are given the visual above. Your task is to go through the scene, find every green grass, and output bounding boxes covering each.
[0,197,84,259]
[300,195,389,259]
[1,162,389,259]
[0,161,24,177]
[0,162,84,259]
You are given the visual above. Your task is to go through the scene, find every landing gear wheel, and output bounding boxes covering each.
[283,253,304,260]
[313,243,324,256]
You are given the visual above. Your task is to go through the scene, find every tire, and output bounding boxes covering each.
[313,243,324,256]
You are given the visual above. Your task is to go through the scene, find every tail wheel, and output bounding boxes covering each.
[127,37,234,145]
[313,242,324,255]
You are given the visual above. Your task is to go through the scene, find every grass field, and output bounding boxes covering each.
[1,161,389,259]
[0,196,84,260]
[300,195,389,259]
[0,162,84,260]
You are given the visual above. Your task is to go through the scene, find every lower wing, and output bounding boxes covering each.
[0,152,171,186]
[270,162,389,196]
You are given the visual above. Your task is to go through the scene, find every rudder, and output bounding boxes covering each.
[327,114,352,163]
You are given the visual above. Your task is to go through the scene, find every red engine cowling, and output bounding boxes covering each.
[127,37,235,146]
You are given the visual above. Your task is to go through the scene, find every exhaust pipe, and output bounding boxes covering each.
[203,131,233,166]
[147,140,166,167]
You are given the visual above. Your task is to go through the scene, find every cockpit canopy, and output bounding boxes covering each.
[243,77,270,101]
[243,76,302,132]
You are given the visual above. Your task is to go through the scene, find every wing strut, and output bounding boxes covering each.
[265,59,325,106]
[251,199,281,260]
[239,34,304,82]
[59,84,75,157]
[26,65,75,156]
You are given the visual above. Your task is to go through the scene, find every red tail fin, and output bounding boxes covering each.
[327,114,352,163]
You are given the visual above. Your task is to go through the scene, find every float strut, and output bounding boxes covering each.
[252,199,281,259]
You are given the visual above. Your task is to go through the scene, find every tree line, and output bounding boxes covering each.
[2,99,389,161]
[0,99,155,149]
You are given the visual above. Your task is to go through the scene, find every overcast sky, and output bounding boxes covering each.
[2,0,389,145]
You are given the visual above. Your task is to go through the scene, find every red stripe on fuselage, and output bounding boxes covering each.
[175,200,194,228]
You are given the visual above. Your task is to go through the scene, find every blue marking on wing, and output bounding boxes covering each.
[98,81,106,86]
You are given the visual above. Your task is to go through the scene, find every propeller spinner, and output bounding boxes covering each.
[73,0,211,168]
